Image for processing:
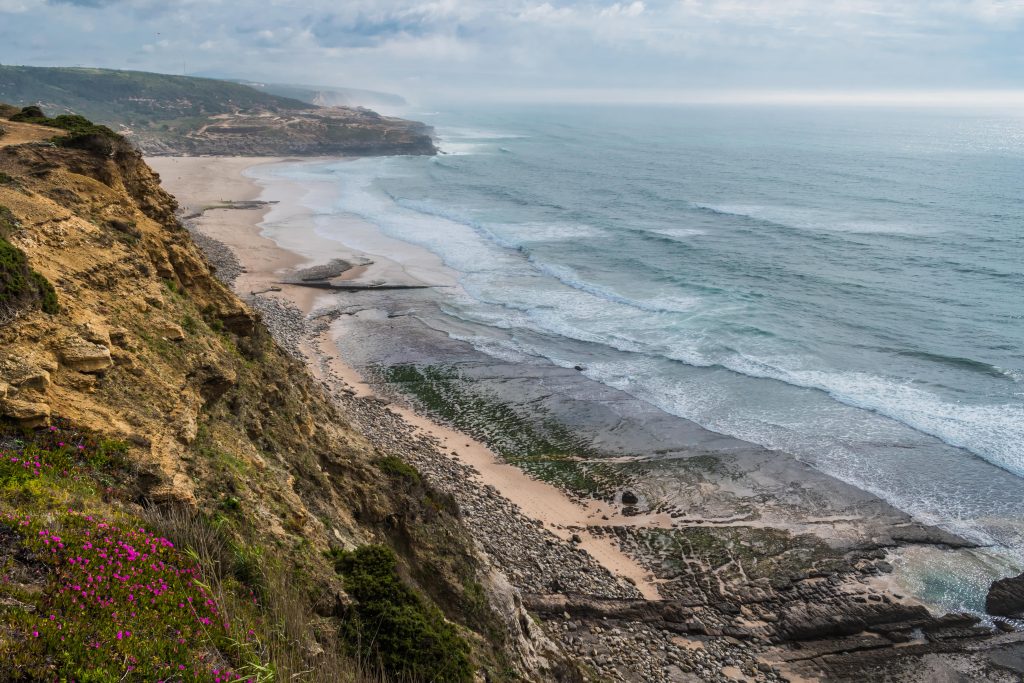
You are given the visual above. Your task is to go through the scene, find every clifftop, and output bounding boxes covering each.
[0,66,436,156]
[0,115,560,680]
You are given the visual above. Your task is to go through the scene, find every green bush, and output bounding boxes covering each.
[375,456,422,485]
[9,105,44,121]
[9,106,120,150]
[0,218,59,318]
[332,545,473,682]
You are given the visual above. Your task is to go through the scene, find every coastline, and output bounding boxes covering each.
[148,156,665,599]
[148,156,1024,683]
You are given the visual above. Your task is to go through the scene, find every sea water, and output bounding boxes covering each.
[260,104,1024,612]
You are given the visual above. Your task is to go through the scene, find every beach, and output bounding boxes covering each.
[148,155,1023,682]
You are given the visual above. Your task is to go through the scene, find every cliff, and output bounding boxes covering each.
[0,115,563,680]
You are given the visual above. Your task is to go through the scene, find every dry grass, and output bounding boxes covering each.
[143,505,398,683]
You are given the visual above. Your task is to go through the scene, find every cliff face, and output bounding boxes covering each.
[0,121,559,681]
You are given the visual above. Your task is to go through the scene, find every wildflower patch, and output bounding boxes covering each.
[2,511,248,681]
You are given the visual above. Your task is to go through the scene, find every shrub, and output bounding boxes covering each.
[8,106,120,150]
[331,545,473,682]
[0,211,59,320]
[9,105,44,122]
[375,456,421,485]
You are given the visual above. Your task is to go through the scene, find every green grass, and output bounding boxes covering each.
[8,108,121,150]
[0,423,259,681]
[0,67,309,127]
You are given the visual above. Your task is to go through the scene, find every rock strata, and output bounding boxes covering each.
[58,335,112,372]
[0,396,50,427]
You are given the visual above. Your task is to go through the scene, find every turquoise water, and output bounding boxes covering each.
[267,105,1024,608]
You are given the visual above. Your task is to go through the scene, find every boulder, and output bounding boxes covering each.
[59,336,112,373]
[79,322,111,347]
[0,397,50,428]
[0,357,51,391]
[157,323,185,341]
[108,326,130,347]
[987,572,1024,618]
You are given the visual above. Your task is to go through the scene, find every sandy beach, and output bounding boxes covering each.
[148,155,665,600]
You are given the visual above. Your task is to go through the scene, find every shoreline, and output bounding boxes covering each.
[148,155,1024,683]
[149,156,665,600]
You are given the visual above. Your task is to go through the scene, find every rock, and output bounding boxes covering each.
[58,335,113,373]
[0,358,51,390]
[79,322,111,347]
[189,357,237,402]
[157,323,185,341]
[987,572,1024,618]
[108,326,130,347]
[0,398,50,428]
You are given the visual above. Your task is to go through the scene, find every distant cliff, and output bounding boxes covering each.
[0,66,436,156]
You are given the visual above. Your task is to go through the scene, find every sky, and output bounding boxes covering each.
[1,0,1023,104]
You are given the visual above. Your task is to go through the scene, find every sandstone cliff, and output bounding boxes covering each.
[0,116,563,681]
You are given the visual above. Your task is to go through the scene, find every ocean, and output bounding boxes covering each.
[256,104,1024,612]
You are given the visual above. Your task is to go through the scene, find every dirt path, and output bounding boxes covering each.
[0,121,54,148]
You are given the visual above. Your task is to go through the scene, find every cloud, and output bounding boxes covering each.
[599,1,645,19]
[0,0,1021,100]
[47,0,121,6]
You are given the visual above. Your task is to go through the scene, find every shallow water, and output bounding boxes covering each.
[253,104,1024,612]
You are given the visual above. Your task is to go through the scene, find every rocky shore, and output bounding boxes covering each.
[175,164,1024,683]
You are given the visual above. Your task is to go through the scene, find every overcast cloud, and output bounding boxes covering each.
[1,0,1023,103]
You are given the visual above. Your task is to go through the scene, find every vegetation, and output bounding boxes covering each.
[0,68,436,157]
[0,422,367,682]
[331,545,473,683]
[380,364,624,498]
[0,424,247,680]
[0,66,309,126]
[7,106,120,150]
[0,206,59,320]
[375,456,422,485]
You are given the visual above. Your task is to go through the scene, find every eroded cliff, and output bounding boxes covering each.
[0,116,565,681]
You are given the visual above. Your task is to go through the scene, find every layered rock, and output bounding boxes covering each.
[58,334,113,372]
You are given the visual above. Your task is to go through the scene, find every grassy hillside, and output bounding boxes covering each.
[0,66,308,127]
[234,80,408,109]
[0,66,435,156]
